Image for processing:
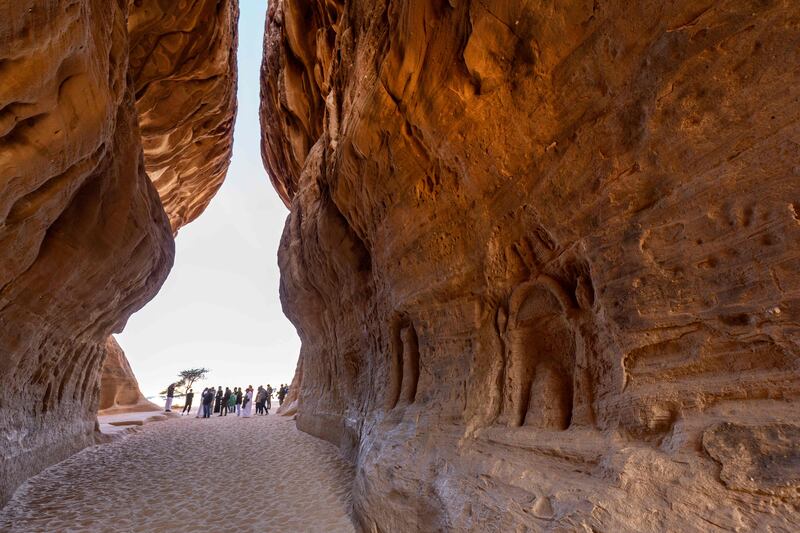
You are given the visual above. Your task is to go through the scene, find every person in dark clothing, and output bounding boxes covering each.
[214,387,223,414]
[220,387,231,416]
[202,387,214,418]
[277,384,286,406]
[165,383,176,412]
[182,389,194,415]
[265,384,273,411]
[255,386,266,415]
[235,387,243,416]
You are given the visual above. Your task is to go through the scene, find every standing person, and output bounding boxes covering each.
[241,386,254,418]
[255,386,265,415]
[235,387,243,416]
[195,388,207,418]
[202,387,214,418]
[164,383,176,412]
[220,387,231,416]
[214,386,223,414]
[227,388,236,415]
[181,389,194,415]
[277,384,286,406]
[265,384,273,411]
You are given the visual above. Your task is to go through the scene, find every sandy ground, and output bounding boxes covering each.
[0,413,355,532]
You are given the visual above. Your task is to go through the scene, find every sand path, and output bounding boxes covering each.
[0,413,355,532]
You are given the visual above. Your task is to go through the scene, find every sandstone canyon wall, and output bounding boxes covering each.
[129,0,239,232]
[0,0,237,506]
[97,0,240,415]
[98,337,159,414]
[261,0,800,530]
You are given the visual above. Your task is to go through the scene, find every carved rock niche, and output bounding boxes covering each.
[503,277,577,430]
[386,317,420,411]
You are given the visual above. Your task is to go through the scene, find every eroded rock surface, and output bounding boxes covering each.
[93,0,240,425]
[98,337,159,414]
[261,0,800,530]
[129,0,238,231]
[0,0,237,506]
[703,421,800,498]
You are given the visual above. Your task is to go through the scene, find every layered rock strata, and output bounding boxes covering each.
[0,0,237,506]
[96,0,240,418]
[129,0,238,231]
[261,0,800,530]
[98,337,159,414]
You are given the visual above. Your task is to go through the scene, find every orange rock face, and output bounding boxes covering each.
[129,0,238,231]
[95,0,240,423]
[98,337,158,414]
[261,0,800,529]
[0,0,237,506]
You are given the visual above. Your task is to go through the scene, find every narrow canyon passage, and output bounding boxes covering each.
[2,0,800,529]
[0,415,355,532]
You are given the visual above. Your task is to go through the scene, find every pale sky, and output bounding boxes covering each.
[117,1,300,400]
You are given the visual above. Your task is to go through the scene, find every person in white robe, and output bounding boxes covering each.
[241,386,254,418]
[195,388,207,418]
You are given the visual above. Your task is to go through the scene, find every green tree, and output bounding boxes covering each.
[177,368,210,396]
[159,368,210,397]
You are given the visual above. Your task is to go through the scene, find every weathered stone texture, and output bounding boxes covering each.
[93,0,240,423]
[98,337,158,414]
[129,0,238,231]
[0,0,237,506]
[261,0,800,530]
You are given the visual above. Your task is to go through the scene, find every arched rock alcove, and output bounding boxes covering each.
[502,278,576,430]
